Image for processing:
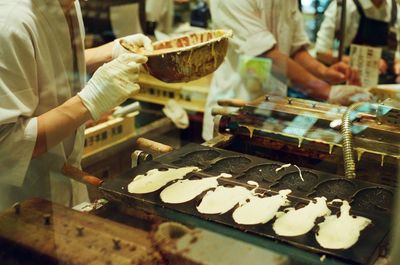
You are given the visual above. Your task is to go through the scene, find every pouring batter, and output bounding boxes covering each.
[128,166,199,194]
[160,173,232,204]
[197,184,254,215]
[232,189,292,225]
[316,200,371,249]
[273,197,331,237]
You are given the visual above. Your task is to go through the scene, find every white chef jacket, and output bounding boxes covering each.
[202,0,310,140]
[0,0,89,210]
[110,0,174,37]
[146,0,174,33]
[316,0,400,56]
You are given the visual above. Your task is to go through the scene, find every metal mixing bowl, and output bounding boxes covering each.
[120,29,232,83]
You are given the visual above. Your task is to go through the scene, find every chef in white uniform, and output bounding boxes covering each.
[0,0,152,211]
[202,0,368,141]
[316,0,400,78]
[146,0,174,34]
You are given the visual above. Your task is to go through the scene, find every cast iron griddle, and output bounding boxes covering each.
[100,143,393,265]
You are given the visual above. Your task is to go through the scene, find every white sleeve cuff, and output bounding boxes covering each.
[24,117,38,143]
[238,31,277,57]
[291,41,311,56]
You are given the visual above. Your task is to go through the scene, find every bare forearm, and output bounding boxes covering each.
[264,48,330,100]
[293,49,328,80]
[33,96,92,158]
[316,51,351,66]
[85,41,114,74]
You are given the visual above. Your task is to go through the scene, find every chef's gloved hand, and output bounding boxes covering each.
[162,99,189,129]
[78,53,147,120]
[328,85,372,106]
[112,34,153,59]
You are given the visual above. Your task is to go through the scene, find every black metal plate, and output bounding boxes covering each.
[100,143,394,265]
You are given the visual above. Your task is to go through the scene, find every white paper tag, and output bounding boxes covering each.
[349,44,381,87]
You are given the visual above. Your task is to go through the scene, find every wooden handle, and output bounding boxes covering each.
[217,99,247,107]
[136,138,174,154]
[62,164,103,187]
[211,107,232,116]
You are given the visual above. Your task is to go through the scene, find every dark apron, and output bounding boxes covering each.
[352,0,398,83]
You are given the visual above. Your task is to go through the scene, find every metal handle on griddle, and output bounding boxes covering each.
[62,164,103,187]
[131,150,153,168]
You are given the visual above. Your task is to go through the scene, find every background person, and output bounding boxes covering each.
[316,0,400,83]
[202,0,367,141]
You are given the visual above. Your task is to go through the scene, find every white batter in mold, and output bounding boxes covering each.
[160,173,232,204]
[232,189,292,225]
[273,197,331,237]
[316,200,371,249]
[197,183,254,214]
[127,166,199,194]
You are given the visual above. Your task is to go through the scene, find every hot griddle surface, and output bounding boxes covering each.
[100,143,393,265]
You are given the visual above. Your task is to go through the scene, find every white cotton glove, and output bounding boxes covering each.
[112,33,153,59]
[327,85,372,106]
[78,53,147,120]
[162,99,189,129]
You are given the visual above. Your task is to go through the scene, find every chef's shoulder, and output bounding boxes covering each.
[0,0,40,39]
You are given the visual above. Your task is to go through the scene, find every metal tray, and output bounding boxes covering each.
[100,143,394,265]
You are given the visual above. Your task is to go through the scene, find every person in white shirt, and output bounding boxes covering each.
[202,0,367,141]
[0,0,152,211]
[146,0,174,34]
[316,0,400,82]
